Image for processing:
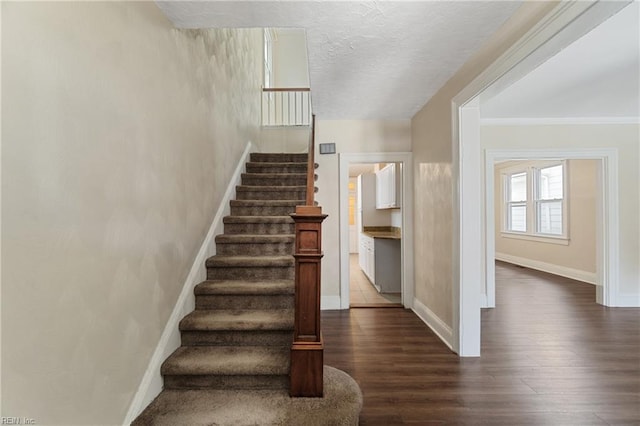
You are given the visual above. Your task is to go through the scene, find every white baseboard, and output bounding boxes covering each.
[123,142,254,425]
[613,294,640,308]
[321,296,342,310]
[411,298,454,351]
[480,293,489,308]
[495,252,597,285]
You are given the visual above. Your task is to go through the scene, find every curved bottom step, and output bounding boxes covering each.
[132,366,362,426]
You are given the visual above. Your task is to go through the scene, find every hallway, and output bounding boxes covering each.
[349,254,401,307]
[324,261,640,425]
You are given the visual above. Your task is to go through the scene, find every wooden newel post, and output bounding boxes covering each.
[290,205,327,397]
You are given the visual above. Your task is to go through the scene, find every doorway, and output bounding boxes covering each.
[348,163,402,307]
[453,2,631,356]
[338,152,414,310]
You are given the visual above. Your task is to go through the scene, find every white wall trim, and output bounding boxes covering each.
[615,294,640,308]
[123,142,254,425]
[412,298,454,351]
[321,296,342,310]
[480,117,640,126]
[496,252,597,285]
[338,152,414,310]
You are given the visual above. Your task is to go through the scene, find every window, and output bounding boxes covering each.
[506,172,527,232]
[535,165,564,235]
[502,161,567,240]
[263,29,273,88]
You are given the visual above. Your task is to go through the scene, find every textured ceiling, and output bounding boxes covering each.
[156,1,522,119]
[482,1,640,119]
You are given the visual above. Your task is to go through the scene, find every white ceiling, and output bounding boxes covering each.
[156,1,522,119]
[481,1,640,119]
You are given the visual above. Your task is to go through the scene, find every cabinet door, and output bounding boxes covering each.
[375,164,397,209]
[368,242,375,284]
[375,170,385,209]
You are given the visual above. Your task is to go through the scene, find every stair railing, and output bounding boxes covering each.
[262,88,312,126]
[290,114,327,397]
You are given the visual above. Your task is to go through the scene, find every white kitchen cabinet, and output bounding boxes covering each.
[360,173,390,226]
[359,233,375,285]
[376,163,401,209]
[359,233,401,293]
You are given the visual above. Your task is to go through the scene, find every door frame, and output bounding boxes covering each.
[452,1,631,356]
[338,152,414,309]
[484,149,618,308]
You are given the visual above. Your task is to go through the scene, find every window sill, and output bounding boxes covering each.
[500,232,569,245]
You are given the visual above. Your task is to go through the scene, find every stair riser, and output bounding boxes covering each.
[163,374,288,391]
[246,164,307,174]
[236,189,306,201]
[230,205,298,216]
[250,153,308,163]
[224,223,295,234]
[180,330,293,347]
[216,242,294,256]
[195,294,294,310]
[207,266,294,280]
[241,175,307,186]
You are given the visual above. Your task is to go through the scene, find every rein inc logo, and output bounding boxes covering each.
[1,418,36,425]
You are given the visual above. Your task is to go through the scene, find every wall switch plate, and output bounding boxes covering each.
[319,143,336,154]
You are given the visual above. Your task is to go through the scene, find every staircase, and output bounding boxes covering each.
[164,152,308,391]
[133,153,309,424]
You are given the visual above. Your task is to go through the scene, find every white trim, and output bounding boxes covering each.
[338,152,414,311]
[614,294,640,308]
[481,117,640,126]
[453,1,630,357]
[495,252,597,285]
[501,232,569,245]
[412,298,454,351]
[123,142,254,424]
[321,296,342,310]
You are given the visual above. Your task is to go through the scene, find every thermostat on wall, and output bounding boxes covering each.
[319,143,336,154]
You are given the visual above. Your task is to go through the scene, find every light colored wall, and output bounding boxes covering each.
[411,2,558,326]
[315,120,411,298]
[494,159,598,279]
[1,2,262,424]
[483,124,640,297]
[259,127,310,153]
[391,209,403,229]
[273,28,310,88]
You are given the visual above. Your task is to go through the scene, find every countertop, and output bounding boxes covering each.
[362,226,401,240]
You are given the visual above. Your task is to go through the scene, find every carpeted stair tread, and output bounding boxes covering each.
[223,216,293,224]
[236,185,306,192]
[241,173,307,186]
[250,153,308,163]
[206,255,294,268]
[215,234,294,244]
[161,346,289,376]
[245,162,308,173]
[195,280,294,295]
[131,366,362,426]
[180,309,294,331]
[230,200,303,207]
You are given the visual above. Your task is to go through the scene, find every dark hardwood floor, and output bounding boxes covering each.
[323,261,640,425]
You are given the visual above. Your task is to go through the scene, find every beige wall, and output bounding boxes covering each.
[410,2,557,326]
[315,120,411,298]
[483,124,640,297]
[494,159,598,278]
[273,29,310,88]
[1,2,262,424]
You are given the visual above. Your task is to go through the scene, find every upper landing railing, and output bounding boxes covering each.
[262,88,312,127]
